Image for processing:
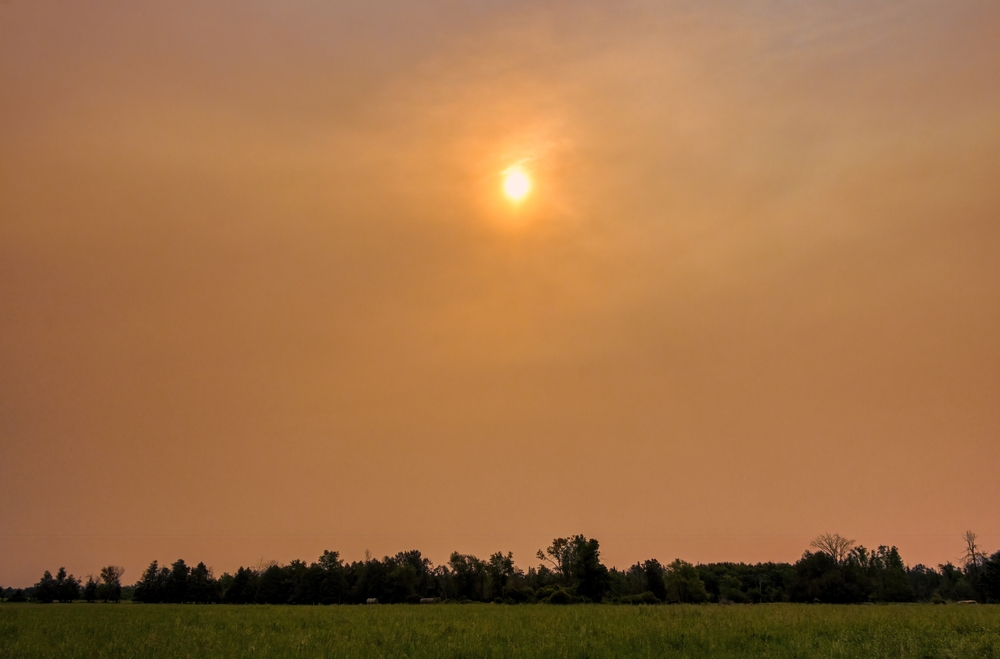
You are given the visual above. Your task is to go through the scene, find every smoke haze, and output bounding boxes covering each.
[1,0,998,585]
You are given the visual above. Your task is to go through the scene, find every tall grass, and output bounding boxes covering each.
[1,603,998,658]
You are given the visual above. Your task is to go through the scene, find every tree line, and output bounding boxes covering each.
[4,532,999,605]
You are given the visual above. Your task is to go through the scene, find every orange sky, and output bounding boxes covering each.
[1,1,999,587]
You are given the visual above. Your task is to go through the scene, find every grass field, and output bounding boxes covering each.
[1,603,999,659]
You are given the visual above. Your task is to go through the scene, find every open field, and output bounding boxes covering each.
[1,603,999,659]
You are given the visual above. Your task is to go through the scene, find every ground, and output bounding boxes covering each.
[1,603,998,658]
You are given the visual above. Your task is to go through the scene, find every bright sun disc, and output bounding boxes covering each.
[503,169,531,201]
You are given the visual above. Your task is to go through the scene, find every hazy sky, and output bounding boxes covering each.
[2,0,998,586]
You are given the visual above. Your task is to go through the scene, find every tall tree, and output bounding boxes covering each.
[663,559,708,603]
[866,546,913,602]
[937,562,977,601]
[810,533,855,565]
[318,550,342,572]
[222,567,258,604]
[791,550,863,603]
[54,567,81,602]
[982,551,1000,603]
[166,559,190,603]
[257,564,292,604]
[98,565,125,602]
[188,562,218,603]
[352,557,389,603]
[536,538,574,584]
[33,570,57,603]
[642,559,668,602]
[448,552,487,601]
[83,576,99,602]
[962,531,984,572]
[134,560,168,603]
[486,551,519,601]
[316,551,347,604]
[568,536,610,602]
[962,531,990,601]
[536,536,610,602]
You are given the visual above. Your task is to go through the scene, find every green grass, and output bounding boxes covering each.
[1,603,998,659]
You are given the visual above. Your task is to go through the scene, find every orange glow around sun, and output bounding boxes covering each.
[503,168,531,202]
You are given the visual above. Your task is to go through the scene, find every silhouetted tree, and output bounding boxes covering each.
[982,551,1000,603]
[83,576,99,602]
[696,562,794,603]
[962,531,985,572]
[961,531,987,600]
[663,559,708,603]
[536,538,574,584]
[486,551,520,601]
[54,568,81,602]
[937,562,977,601]
[257,564,288,604]
[642,559,668,602]
[165,559,190,603]
[134,560,169,603]
[222,567,258,604]
[316,551,348,604]
[352,557,389,603]
[33,570,58,603]
[810,533,855,565]
[854,545,912,602]
[569,536,610,602]
[448,552,487,601]
[98,565,125,602]
[188,562,218,603]
[535,535,609,602]
[21,532,979,606]
[790,551,855,603]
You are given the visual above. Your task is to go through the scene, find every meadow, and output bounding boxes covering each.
[1,603,998,659]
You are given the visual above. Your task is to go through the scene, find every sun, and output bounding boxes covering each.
[503,168,531,202]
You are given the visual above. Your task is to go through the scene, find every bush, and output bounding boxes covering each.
[502,584,534,603]
[616,591,660,605]
[544,589,575,605]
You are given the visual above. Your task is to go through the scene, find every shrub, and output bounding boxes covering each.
[617,591,660,605]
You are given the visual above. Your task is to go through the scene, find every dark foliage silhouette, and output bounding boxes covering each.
[17,533,993,605]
